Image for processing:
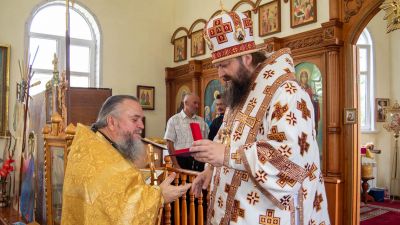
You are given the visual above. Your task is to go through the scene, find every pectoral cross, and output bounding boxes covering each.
[219,127,231,148]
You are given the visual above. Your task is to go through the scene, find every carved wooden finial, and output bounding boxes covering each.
[165,155,172,168]
[42,125,51,135]
[65,123,76,135]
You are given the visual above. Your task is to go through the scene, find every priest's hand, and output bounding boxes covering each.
[190,139,225,167]
[160,172,191,204]
[191,165,213,198]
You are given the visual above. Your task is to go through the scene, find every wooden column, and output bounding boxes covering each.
[322,20,343,176]
[322,20,344,225]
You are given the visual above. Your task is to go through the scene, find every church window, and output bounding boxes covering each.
[357,28,375,132]
[27,0,101,95]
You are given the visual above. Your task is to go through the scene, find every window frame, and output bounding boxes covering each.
[357,29,375,132]
[26,0,101,94]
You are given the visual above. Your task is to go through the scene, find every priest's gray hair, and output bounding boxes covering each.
[92,95,139,130]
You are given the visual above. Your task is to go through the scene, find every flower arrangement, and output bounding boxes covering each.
[384,101,400,136]
[0,158,15,183]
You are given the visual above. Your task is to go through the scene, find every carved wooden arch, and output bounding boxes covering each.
[343,0,384,43]
[231,0,258,13]
[188,19,207,38]
[170,27,189,44]
[341,1,384,225]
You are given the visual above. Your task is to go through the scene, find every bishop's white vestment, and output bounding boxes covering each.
[208,48,330,225]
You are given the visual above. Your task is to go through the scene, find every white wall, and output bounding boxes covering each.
[171,0,330,66]
[0,0,175,143]
[361,10,400,195]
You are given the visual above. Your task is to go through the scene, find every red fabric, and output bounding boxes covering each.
[360,200,400,225]
[190,122,202,141]
[370,200,400,209]
[171,148,191,157]
[361,211,400,225]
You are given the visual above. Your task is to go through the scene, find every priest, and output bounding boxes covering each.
[61,95,191,225]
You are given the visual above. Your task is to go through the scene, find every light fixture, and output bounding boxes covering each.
[383,101,400,200]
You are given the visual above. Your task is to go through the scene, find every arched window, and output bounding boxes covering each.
[27,0,101,95]
[357,28,375,131]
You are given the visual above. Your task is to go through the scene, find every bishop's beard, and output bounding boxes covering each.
[223,64,252,109]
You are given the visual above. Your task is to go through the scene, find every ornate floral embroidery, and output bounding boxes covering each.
[255,170,268,183]
[263,69,275,79]
[264,86,274,97]
[305,163,318,181]
[284,82,297,94]
[286,112,297,126]
[277,172,297,188]
[271,102,289,121]
[280,195,292,210]
[278,145,292,158]
[259,209,280,225]
[298,132,310,156]
[267,126,287,142]
[247,191,260,205]
[313,192,323,212]
[297,99,311,120]
[231,200,245,222]
[233,100,258,141]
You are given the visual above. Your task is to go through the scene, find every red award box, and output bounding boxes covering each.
[171,123,203,156]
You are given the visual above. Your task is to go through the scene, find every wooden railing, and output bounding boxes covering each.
[157,156,209,225]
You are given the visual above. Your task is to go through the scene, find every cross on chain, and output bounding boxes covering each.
[208,17,233,44]
[233,99,258,141]
[267,126,287,142]
[231,200,245,222]
[259,209,281,225]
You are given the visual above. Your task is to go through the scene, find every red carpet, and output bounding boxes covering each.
[360,200,400,225]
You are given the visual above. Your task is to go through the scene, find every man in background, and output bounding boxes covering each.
[164,93,209,171]
[62,95,191,225]
[208,94,226,141]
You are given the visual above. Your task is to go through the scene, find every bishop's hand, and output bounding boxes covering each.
[190,139,225,167]
[191,165,213,198]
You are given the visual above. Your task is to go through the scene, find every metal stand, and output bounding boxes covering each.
[390,134,399,202]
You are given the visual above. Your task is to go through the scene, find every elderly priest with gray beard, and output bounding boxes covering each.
[61,95,191,225]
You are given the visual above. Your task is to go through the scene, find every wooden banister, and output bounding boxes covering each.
[160,156,205,225]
